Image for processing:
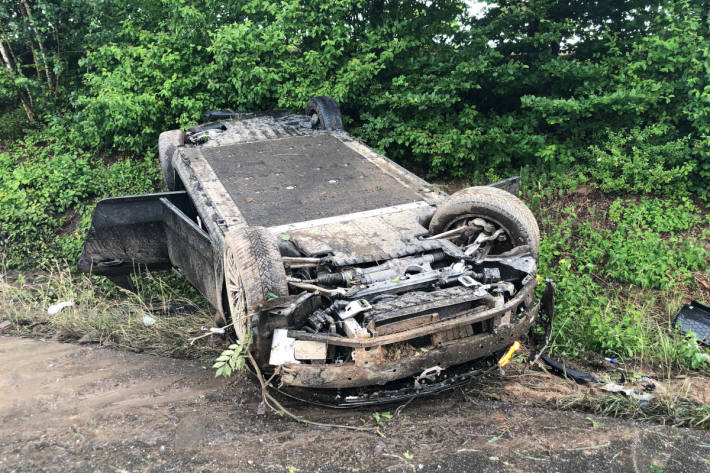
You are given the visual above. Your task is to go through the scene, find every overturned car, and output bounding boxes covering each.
[80,97,544,405]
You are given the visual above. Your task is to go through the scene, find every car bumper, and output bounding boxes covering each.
[279,279,538,388]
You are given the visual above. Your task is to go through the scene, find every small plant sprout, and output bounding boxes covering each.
[213,333,252,378]
[372,411,393,427]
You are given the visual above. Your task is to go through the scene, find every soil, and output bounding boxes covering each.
[3,336,710,473]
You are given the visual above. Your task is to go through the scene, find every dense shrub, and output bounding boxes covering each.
[0,134,160,268]
[0,107,30,142]
[538,199,709,368]
[61,0,709,195]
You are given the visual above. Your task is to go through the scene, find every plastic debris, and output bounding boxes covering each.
[201,326,225,334]
[640,376,666,395]
[47,301,73,315]
[601,382,657,407]
[673,300,710,346]
[540,355,600,384]
[498,340,521,367]
[142,315,156,327]
[269,329,299,365]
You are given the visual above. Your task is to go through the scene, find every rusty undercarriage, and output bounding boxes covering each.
[79,97,544,404]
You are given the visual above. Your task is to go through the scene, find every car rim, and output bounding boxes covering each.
[442,214,513,257]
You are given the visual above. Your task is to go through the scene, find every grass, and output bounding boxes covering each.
[561,393,710,430]
[533,191,710,372]
[0,265,219,359]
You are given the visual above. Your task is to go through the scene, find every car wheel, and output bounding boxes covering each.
[305,96,344,131]
[158,129,184,191]
[429,186,539,255]
[223,226,289,343]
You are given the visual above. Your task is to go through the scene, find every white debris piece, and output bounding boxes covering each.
[342,318,370,339]
[337,299,372,320]
[47,301,73,315]
[294,341,328,360]
[269,328,300,365]
[201,326,225,334]
[142,315,156,326]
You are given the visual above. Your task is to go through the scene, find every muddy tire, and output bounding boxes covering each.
[429,186,540,254]
[158,130,184,191]
[223,226,289,342]
[305,96,344,131]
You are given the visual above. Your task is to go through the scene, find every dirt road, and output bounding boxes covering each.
[1,336,709,472]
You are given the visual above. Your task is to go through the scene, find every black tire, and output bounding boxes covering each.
[158,130,184,191]
[224,226,289,341]
[429,186,540,254]
[305,96,344,131]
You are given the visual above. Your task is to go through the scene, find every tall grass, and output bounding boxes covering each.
[0,264,218,359]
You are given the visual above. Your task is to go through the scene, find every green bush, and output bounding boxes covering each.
[574,224,707,290]
[538,199,709,369]
[0,132,160,268]
[0,107,31,142]
[61,0,708,196]
[587,126,695,196]
[608,197,703,233]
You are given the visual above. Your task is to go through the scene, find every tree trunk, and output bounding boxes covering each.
[17,3,43,83]
[52,24,60,91]
[21,0,53,92]
[0,23,32,106]
[0,39,35,122]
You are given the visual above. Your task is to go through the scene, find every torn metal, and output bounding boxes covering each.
[264,233,539,389]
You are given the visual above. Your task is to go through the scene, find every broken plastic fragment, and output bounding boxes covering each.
[294,340,327,360]
[539,355,599,384]
[601,382,657,407]
[201,327,225,334]
[47,301,73,315]
[142,315,156,326]
[269,328,299,365]
[497,340,521,367]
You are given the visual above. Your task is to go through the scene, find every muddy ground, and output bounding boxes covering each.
[3,336,710,472]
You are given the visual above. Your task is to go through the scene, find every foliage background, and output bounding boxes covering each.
[1,0,709,369]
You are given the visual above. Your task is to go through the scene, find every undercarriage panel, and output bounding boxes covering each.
[194,134,425,227]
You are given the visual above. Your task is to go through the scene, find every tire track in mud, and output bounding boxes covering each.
[1,336,709,473]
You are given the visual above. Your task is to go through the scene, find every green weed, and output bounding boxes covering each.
[538,196,710,371]
[0,133,160,269]
[608,197,703,233]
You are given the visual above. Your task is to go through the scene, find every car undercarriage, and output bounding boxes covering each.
[80,97,547,404]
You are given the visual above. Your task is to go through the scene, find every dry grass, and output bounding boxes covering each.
[0,265,223,359]
[560,392,710,429]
